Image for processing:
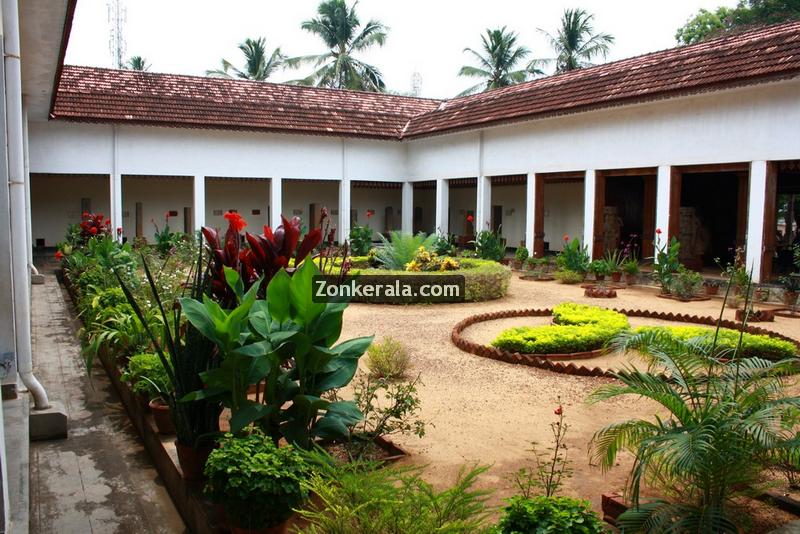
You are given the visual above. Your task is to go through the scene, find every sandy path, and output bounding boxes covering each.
[339,276,800,514]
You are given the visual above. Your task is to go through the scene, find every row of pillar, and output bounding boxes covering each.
[104,161,771,282]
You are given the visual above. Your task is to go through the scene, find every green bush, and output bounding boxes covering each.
[669,265,703,299]
[122,353,171,399]
[588,259,611,277]
[515,247,530,264]
[205,432,308,530]
[473,229,506,261]
[349,224,373,256]
[492,496,605,534]
[492,304,629,355]
[366,337,411,379]
[554,270,584,284]
[375,231,437,270]
[635,325,797,360]
[556,238,590,274]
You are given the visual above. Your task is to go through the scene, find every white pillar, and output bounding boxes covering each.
[339,178,351,244]
[582,169,596,252]
[525,172,535,252]
[401,182,413,234]
[270,176,282,228]
[476,175,491,232]
[435,178,449,235]
[110,126,123,238]
[192,175,205,231]
[746,161,768,283]
[655,165,672,248]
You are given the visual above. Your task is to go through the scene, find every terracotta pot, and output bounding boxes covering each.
[136,391,151,413]
[230,520,289,534]
[175,441,213,481]
[704,284,719,296]
[611,271,622,283]
[594,274,605,281]
[624,273,637,285]
[785,291,799,307]
[148,398,175,435]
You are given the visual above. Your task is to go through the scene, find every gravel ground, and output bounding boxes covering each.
[339,275,800,515]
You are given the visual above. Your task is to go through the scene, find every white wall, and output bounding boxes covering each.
[205,178,270,233]
[542,181,585,253]
[351,186,402,238]
[30,174,110,246]
[282,180,339,234]
[448,186,476,236]
[122,176,193,242]
[491,184,526,248]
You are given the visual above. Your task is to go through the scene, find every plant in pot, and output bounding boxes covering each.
[652,233,681,294]
[620,257,640,285]
[122,352,174,434]
[555,237,589,278]
[348,222,373,256]
[205,431,308,534]
[702,279,720,296]
[514,246,529,270]
[670,266,703,301]
[588,259,611,282]
[780,274,800,309]
[716,248,750,296]
[603,249,624,283]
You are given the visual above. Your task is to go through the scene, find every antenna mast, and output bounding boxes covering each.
[107,0,127,69]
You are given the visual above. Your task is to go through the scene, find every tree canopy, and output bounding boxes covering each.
[676,0,800,44]
[458,27,543,96]
[206,37,287,81]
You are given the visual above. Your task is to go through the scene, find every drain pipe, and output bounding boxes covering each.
[3,0,50,409]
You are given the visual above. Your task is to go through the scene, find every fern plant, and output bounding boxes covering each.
[589,321,800,532]
[375,231,437,270]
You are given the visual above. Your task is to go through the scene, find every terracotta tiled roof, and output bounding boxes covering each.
[405,20,800,137]
[51,21,800,140]
[51,66,441,139]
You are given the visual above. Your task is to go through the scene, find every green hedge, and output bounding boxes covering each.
[635,325,798,360]
[491,303,629,354]
[348,258,511,302]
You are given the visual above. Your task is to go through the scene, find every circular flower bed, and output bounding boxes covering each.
[451,306,800,377]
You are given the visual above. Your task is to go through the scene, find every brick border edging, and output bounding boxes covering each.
[451,307,800,378]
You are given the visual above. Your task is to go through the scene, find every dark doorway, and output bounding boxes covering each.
[492,205,502,233]
[764,160,800,280]
[593,169,656,260]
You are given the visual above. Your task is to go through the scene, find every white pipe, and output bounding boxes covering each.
[3,0,50,409]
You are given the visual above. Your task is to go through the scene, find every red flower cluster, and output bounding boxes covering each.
[79,212,111,241]
[54,250,64,260]
[466,214,474,223]
[366,209,375,219]
[655,228,663,235]
[554,405,563,416]
[224,211,248,233]
[563,234,570,242]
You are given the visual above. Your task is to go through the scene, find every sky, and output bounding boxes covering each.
[65,0,739,99]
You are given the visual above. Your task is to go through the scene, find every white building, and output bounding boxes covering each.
[29,21,800,283]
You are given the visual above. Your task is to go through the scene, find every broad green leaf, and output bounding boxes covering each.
[179,298,220,346]
[331,335,374,359]
[314,356,360,392]
[233,340,273,358]
[230,400,269,433]
[223,266,244,301]
[267,269,291,323]
[289,259,325,325]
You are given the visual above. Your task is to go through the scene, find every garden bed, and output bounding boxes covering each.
[452,307,800,377]
[657,293,711,302]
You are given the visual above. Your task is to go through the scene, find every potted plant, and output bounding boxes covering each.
[205,432,308,534]
[514,246,529,270]
[620,257,640,285]
[603,250,624,283]
[588,259,611,282]
[671,266,703,301]
[781,274,800,307]
[703,279,721,296]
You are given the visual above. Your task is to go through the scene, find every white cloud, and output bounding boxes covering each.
[66,0,738,99]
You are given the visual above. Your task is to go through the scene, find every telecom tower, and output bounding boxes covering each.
[411,71,422,97]
[107,0,127,69]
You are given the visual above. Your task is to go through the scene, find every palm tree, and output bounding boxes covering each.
[289,0,388,92]
[589,323,800,532]
[540,9,614,73]
[207,37,286,81]
[457,27,543,96]
[126,55,150,71]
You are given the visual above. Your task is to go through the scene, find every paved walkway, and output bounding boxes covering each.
[29,264,185,534]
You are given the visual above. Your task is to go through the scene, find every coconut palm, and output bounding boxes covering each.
[289,0,388,92]
[457,27,543,96]
[206,37,286,81]
[126,55,150,71]
[589,323,800,532]
[540,8,614,73]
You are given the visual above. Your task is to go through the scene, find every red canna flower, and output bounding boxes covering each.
[89,227,98,235]
[224,211,248,233]
[366,210,374,219]
[116,227,123,235]
[563,234,570,242]
[55,251,64,260]
[656,228,662,235]
[554,405,563,416]
[82,212,89,219]
[466,214,474,223]
[164,211,171,219]
[105,219,111,226]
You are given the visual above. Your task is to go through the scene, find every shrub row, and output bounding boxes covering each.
[635,325,798,360]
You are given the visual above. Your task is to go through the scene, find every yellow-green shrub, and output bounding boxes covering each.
[366,337,411,379]
[552,303,629,331]
[635,325,797,360]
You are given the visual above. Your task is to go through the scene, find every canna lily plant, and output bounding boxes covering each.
[181,259,372,449]
[201,211,322,306]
